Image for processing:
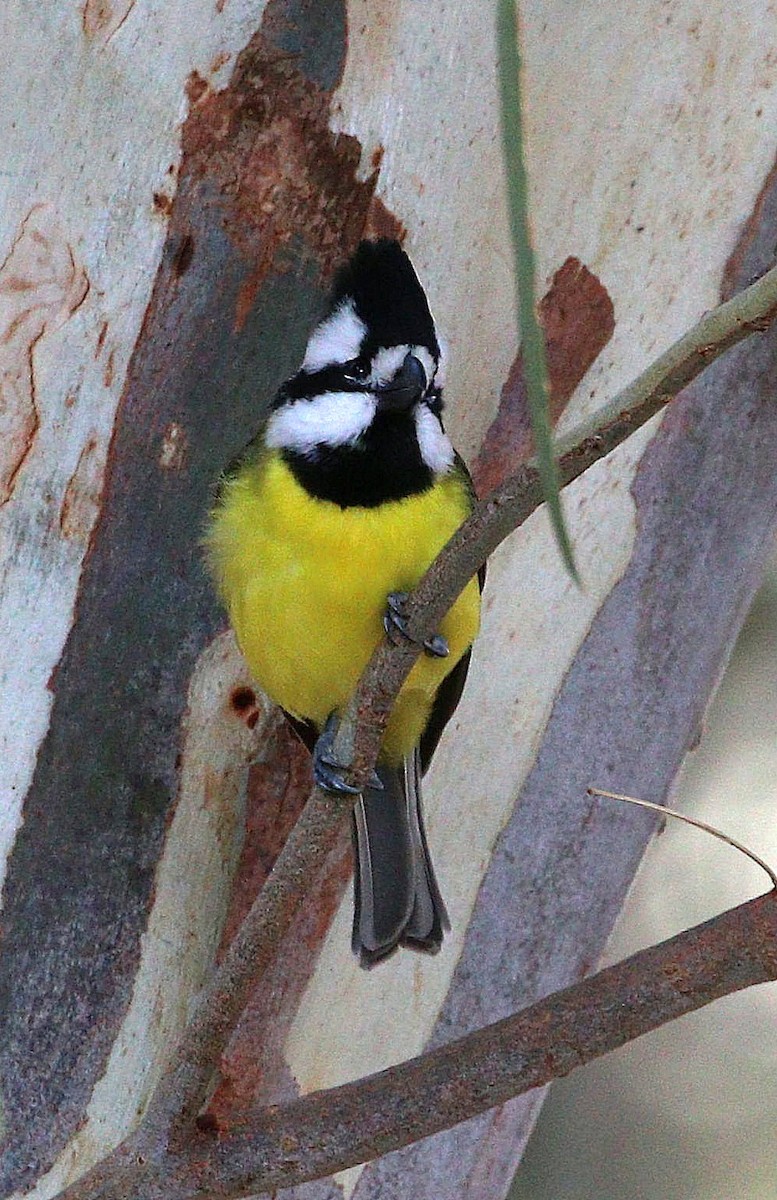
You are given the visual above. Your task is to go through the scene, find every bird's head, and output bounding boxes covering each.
[265,241,454,505]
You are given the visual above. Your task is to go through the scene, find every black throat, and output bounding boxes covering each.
[283,411,433,509]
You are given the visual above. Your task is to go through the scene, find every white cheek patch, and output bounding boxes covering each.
[370,344,408,384]
[302,301,367,372]
[415,405,455,474]
[369,343,439,388]
[265,391,377,455]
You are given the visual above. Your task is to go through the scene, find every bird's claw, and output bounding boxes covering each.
[383,592,450,659]
[314,754,362,795]
[313,716,383,794]
[422,633,450,658]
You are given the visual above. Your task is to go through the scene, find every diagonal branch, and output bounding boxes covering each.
[55,261,777,1200]
[342,259,777,777]
[174,892,777,1198]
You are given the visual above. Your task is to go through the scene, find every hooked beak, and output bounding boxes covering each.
[374,352,427,413]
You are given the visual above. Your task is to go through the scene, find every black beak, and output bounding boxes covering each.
[375,352,427,413]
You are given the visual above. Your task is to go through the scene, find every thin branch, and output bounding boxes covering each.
[55,260,777,1200]
[589,787,777,890]
[342,259,777,778]
[67,893,777,1200]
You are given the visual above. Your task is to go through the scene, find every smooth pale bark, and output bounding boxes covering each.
[1,3,777,1200]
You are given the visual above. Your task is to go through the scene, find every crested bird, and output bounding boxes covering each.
[206,239,482,966]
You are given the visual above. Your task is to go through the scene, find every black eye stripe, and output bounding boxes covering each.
[279,363,368,402]
[277,351,439,406]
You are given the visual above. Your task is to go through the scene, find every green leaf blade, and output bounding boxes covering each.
[497,0,580,583]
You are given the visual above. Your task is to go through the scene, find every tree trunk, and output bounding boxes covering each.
[2,3,776,1198]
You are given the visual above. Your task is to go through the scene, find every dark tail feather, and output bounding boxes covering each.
[352,751,449,968]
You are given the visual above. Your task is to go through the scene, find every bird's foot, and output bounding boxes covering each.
[313,714,383,795]
[383,592,449,658]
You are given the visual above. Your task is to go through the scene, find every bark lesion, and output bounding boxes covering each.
[0,206,89,505]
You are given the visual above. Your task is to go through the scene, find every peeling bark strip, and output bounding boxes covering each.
[182,0,369,300]
[473,256,614,494]
[0,0,388,1189]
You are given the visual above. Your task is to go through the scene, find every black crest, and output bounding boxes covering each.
[331,240,440,360]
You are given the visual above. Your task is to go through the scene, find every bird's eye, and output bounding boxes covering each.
[342,359,369,385]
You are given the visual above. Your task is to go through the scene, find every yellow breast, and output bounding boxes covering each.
[206,449,480,763]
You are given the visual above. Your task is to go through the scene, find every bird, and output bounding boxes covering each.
[205,239,482,967]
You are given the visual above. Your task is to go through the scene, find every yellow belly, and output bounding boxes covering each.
[206,450,480,764]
